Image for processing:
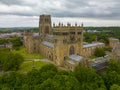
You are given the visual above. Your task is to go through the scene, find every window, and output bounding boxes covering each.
[69,46,75,55]
[78,32,81,35]
[62,32,68,35]
[45,18,49,23]
[70,35,75,41]
[53,32,61,35]
[70,32,75,34]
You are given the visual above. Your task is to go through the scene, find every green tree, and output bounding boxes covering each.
[74,65,106,90]
[94,48,106,57]
[102,59,120,90]
[107,59,120,74]
[38,64,58,83]
[27,69,40,85]
[53,74,80,90]
[0,72,26,89]
[27,64,57,86]
[0,39,8,44]
[84,33,97,43]
[9,37,22,49]
[0,49,24,71]
[110,84,120,90]
[38,69,80,90]
[102,71,120,90]
[37,78,59,90]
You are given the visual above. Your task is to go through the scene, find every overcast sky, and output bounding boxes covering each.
[0,0,120,27]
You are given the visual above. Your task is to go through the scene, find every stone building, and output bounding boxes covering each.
[109,38,119,48]
[90,55,110,74]
[82,42,105,57]
[24,14,105,70]
[24,32,40,53]
[109,38,120,60]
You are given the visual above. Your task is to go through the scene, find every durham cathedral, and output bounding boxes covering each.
[24,14,105,70]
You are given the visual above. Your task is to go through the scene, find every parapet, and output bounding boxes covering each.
[53,22,83,28]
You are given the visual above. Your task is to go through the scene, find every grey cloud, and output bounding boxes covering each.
[58,0,120,19]
[0,0,22,5]
[62,0,88,9]
[0,0,37,6]
[0,0,120,20]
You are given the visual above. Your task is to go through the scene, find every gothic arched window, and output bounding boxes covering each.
[69,46,75,55]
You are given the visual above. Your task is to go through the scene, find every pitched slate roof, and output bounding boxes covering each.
[45,35,54,39]
[83,42,104,48]
[69,54,83,61]
[41,41,54,48]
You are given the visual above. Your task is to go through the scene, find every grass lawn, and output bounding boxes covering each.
[18,61,49,73]
[12,46,44,59]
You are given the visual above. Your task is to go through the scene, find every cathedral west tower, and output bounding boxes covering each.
[39,15,51,36]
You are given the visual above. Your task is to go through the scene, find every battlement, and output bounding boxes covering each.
[53,22,83,28]
[40,14,51,17]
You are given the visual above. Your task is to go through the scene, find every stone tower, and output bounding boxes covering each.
[39,15,51,36]
[54,38,65,66]
[53,23,84,66]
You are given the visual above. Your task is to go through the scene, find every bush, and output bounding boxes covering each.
[94,48,106,57]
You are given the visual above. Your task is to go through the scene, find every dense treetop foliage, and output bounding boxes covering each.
[0,64,106,90]
[94,48,106,57]
[110,84,120,90]
[0,58,120,90]
[0,48,24,71]
[102,59,120,90]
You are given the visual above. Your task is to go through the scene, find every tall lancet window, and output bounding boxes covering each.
[69,46,75,55]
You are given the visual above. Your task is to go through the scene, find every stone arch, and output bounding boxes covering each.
[69,46,75,55]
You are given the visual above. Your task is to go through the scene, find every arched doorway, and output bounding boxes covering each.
[69,46,75,55]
